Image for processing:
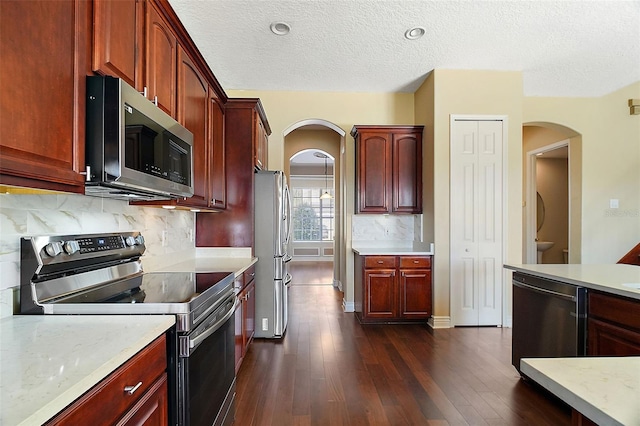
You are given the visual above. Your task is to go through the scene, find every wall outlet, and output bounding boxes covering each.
[262,318,268,331]
[161,230,168,247]
[610,199,619,209]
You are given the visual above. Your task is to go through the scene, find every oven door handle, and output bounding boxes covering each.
[188,297,238,354]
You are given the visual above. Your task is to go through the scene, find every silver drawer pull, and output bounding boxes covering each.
[377,261,383,264]
[124,381,143,395]
[413,260,419,264]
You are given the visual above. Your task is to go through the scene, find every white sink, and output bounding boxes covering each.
[536,241,554,263]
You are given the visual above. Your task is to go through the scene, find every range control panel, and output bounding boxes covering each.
[22,232,146,268]
[76,235,126,253]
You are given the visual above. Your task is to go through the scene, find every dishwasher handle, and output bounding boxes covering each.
[513,280,577,302]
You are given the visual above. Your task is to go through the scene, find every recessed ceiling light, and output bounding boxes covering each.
[404,26,425,40]
[270,22,291,36]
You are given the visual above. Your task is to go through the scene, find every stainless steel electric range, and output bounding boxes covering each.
[20,231,237,426]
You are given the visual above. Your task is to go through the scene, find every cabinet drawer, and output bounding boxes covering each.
[47,335,167,425]
[399,256,431,269]
[244,264,256,285]
[589,291,640,331]
[364,256,396,269]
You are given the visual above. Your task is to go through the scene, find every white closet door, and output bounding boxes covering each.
[451,119,503,326]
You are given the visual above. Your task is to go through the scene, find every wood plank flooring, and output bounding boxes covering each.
[235,284,571,425]
[289,262,334,286]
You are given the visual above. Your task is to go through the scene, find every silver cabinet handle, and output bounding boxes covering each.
[153,96,158,106]
[124,381,143,395]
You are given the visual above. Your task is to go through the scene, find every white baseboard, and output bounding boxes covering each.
[333,279,342,291]
[342,299,355,312]
[428,316,451,329]
[503,315,512,328]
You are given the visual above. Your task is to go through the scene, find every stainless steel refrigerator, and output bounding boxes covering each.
[254,170,292,338]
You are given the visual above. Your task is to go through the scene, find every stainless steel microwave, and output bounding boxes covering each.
[85,76,194,201]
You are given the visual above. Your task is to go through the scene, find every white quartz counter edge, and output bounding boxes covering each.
[521,357,640,426]
[150,257,258,277]
[352,248,434,256]
[504,264,640,300]
[149,256,258,277]
[0,315,175,426]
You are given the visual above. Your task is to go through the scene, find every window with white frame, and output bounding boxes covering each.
[291,187,334,241]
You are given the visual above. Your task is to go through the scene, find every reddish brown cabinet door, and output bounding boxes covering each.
[92,0,142,90]
[356,131,392,213]
[209,91,226,209]
[364,269,397,319]
[145,1,177,117]
[235,283,245,373]
[0,0,88,193]
[254,113,269,170]
[399,269,432,319]
[393,131,422,213]
[243,279,256,349]
[176,46,209,208]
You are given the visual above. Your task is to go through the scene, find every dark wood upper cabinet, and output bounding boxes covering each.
[176,46,209,208]
[145,0,177,117]
[92,0,143,90]
[209,90,226,209]
[352,125,423,214]
[196,98,270,248]
[0,0,88,193]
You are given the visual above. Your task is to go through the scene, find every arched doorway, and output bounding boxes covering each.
[282,120,345,289]
[523,122,582,264]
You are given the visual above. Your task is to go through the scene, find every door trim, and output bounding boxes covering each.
[449,115,508,327]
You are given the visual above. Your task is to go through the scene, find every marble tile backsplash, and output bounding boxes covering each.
[351,214,421,242]
[0,193,195,316]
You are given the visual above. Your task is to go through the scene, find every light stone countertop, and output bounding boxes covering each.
[143,247,257,278]
[504,264,640,300]
[521,357,640,426]
[0,315,175,426]
[352,242,434,256]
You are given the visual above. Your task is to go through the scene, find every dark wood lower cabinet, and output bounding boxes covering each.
[46,335,168,426]
[587,291,640,356]
[235,265,256,372]
[355,255,432,323]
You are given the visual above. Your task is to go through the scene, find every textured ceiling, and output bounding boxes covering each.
[168,0,640,97]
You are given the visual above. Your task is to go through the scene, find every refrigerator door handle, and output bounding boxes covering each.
[284,273,292,287]
[284,184,293,246]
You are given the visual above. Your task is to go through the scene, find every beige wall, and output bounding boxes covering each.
[414,69,524,326]
[228,90,415,307]
[524,81,640,263]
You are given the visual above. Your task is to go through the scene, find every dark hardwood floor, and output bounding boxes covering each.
[289,261,334,285]
[235,284,571,425]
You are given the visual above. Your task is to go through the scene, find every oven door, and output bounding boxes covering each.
[178,294,237,426]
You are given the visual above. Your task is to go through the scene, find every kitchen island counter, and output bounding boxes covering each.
[521,357,640,426]
[0,315,175,426]
[504,263,640,300]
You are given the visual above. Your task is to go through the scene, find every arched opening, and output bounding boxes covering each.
[283,120,345,289]
[523,122,582,264]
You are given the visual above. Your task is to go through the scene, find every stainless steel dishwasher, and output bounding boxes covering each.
[512,272,587,374]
